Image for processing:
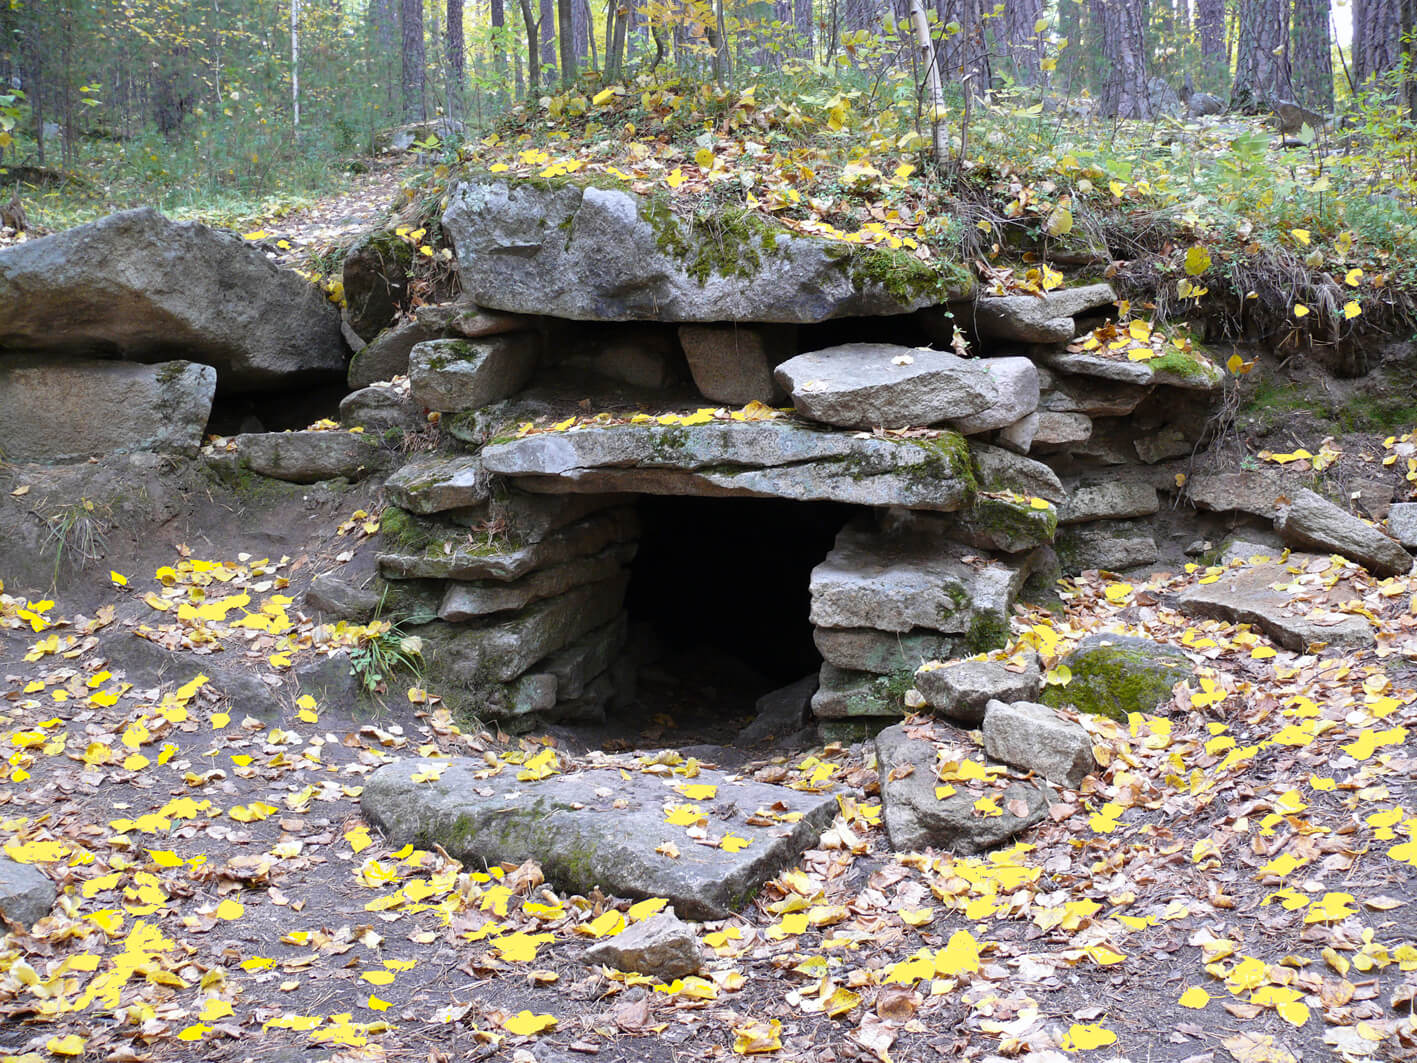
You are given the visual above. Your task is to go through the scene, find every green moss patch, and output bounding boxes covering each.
[1042,634,1192,722]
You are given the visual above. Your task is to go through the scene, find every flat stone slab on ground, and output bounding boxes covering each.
[360,757,839,919]
[875,722,1050,853]
[1177,556,1377,652]
[481,420,974,511]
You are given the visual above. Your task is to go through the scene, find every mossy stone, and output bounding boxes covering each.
[1042,633,1192,722]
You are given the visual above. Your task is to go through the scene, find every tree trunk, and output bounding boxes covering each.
[401,0,425,120]
[447,0,466,98]
[540,0,557,78]
[1290,0,1332,111]
[957,0,991,98]
[1195,0,1226,86]
[1090,0,1150,118]
[557,0,576,86]
[795,0,813,58]
[519,0,542,93]
[1002,0,1044,85]
[1353,0,1401,88]
[291,0,301,130]
[908,0,948,167]
[1229,0,1288,112]
[1401,0,1417,116]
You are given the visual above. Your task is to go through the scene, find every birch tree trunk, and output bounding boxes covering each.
[907,0,948,167]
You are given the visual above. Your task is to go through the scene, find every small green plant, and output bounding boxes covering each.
[348,620,423,695]
[43,498,110,585]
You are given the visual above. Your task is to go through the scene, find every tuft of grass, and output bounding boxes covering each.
[42,498,110,586]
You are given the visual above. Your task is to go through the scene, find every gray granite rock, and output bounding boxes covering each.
[339,385,426,434]
[875,723,1050,853]
[982,700,1095,788]
[380,507,640,582]
[1031,411,1093,447]
[0,855,56,930]
[443,176,966,323]
[583,910,703,979]
[348,319,437,388]
[968,283,1117,344]
[1058,481,1159,525]
[1134,425,1194,464]
[997,412,1039,453]
[1388,503,1417,550]
[1036,347,1223,390]
[438,543,635,620]
[414,302,534,338]
[408,335,541,413]
[542,616,630,702]
[360,757,838,918]
[972,442,1066,502]
[738,674,816,745]
[234,430,385,483]
[948,356,1040,435]
[775,343,996,429]
[813,628,955,675]
[914,654,1042,725]
[1178,557,1376,652]
[0,357,214,463]
[1037,368,1152,416]
[1056,519,1158,572]
[304,572,382,621]
[480,421,974,511]
[1042,633,1192,722]
[679,324,794,404]
[809,517,1038,639]
[1276,488,1412,578]
[810,663,911,719]
[385,453,490,514]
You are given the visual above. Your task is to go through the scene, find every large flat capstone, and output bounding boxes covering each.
[360,758,839,919]
[442,176,967,323]
[480,421,974,511]
[0,208,345,389]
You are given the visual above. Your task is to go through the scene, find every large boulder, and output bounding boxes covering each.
[775,343,995,429]
[1275,488,1411,578]
[360,757,839,919]
[0,208,345,389]
[342,229,414,341]
[442,176,969,323]
[0,357,214,463]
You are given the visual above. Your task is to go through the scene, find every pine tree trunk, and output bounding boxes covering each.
[558,0,575,86]
[1290,0,1332,111]
[1353,0,1401,88]
[1195,0,1226,86]
[540,0,557,77]
[1229,0,1288,112]
[795,0,813,58]
[1090,0,1150,118]
[447,0,465,115]
[1002,0,1043,85]
[491,0,507,82]
[400,0,425,120]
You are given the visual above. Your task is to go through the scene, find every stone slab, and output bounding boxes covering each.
[813,628,956,675]
[439,543,636,620]
[408,335,541,413]
[360,757,840,918]
[235,430,385,484]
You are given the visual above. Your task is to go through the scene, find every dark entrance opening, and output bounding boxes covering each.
[620,495,857,742]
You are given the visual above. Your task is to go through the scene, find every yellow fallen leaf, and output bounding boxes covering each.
[1064,1022,1118,1050]
[1178,986,1210,1008]
[503,1010,557,1036]
[214,898,245,920]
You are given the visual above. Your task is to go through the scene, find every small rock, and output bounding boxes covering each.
[1032,411,1092,447]
[876,724,1049,853]
[385,453,490,514]
[347,319,438,388]
[1276,488,1412,577]
[914,654,1043,725]
[679,324,794,404]
[775,343,996,429]
[408,334,541,413]
[997,411,1039,453]
[1350,478,1395,521]
[1187,470,1293,519]
[0,854,57,930]
[235,430,385,484]
[339,385,426,434]
[305,573,382,621]
[968,283,1116,344]
[1056,520,1158,573]
[982,700,1095,788]
[1058,481,1159,525]
[972,442,1066,502]
[1037,369,1152,416]
[1215,536,1283,564]
[1133,425,1193,464]
[414,302,534,338]
[810,664,910,719]
[738,675,816,745]
[1388,503,1417,550]
[583,911,703,980]
[1042,633,1191,722]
